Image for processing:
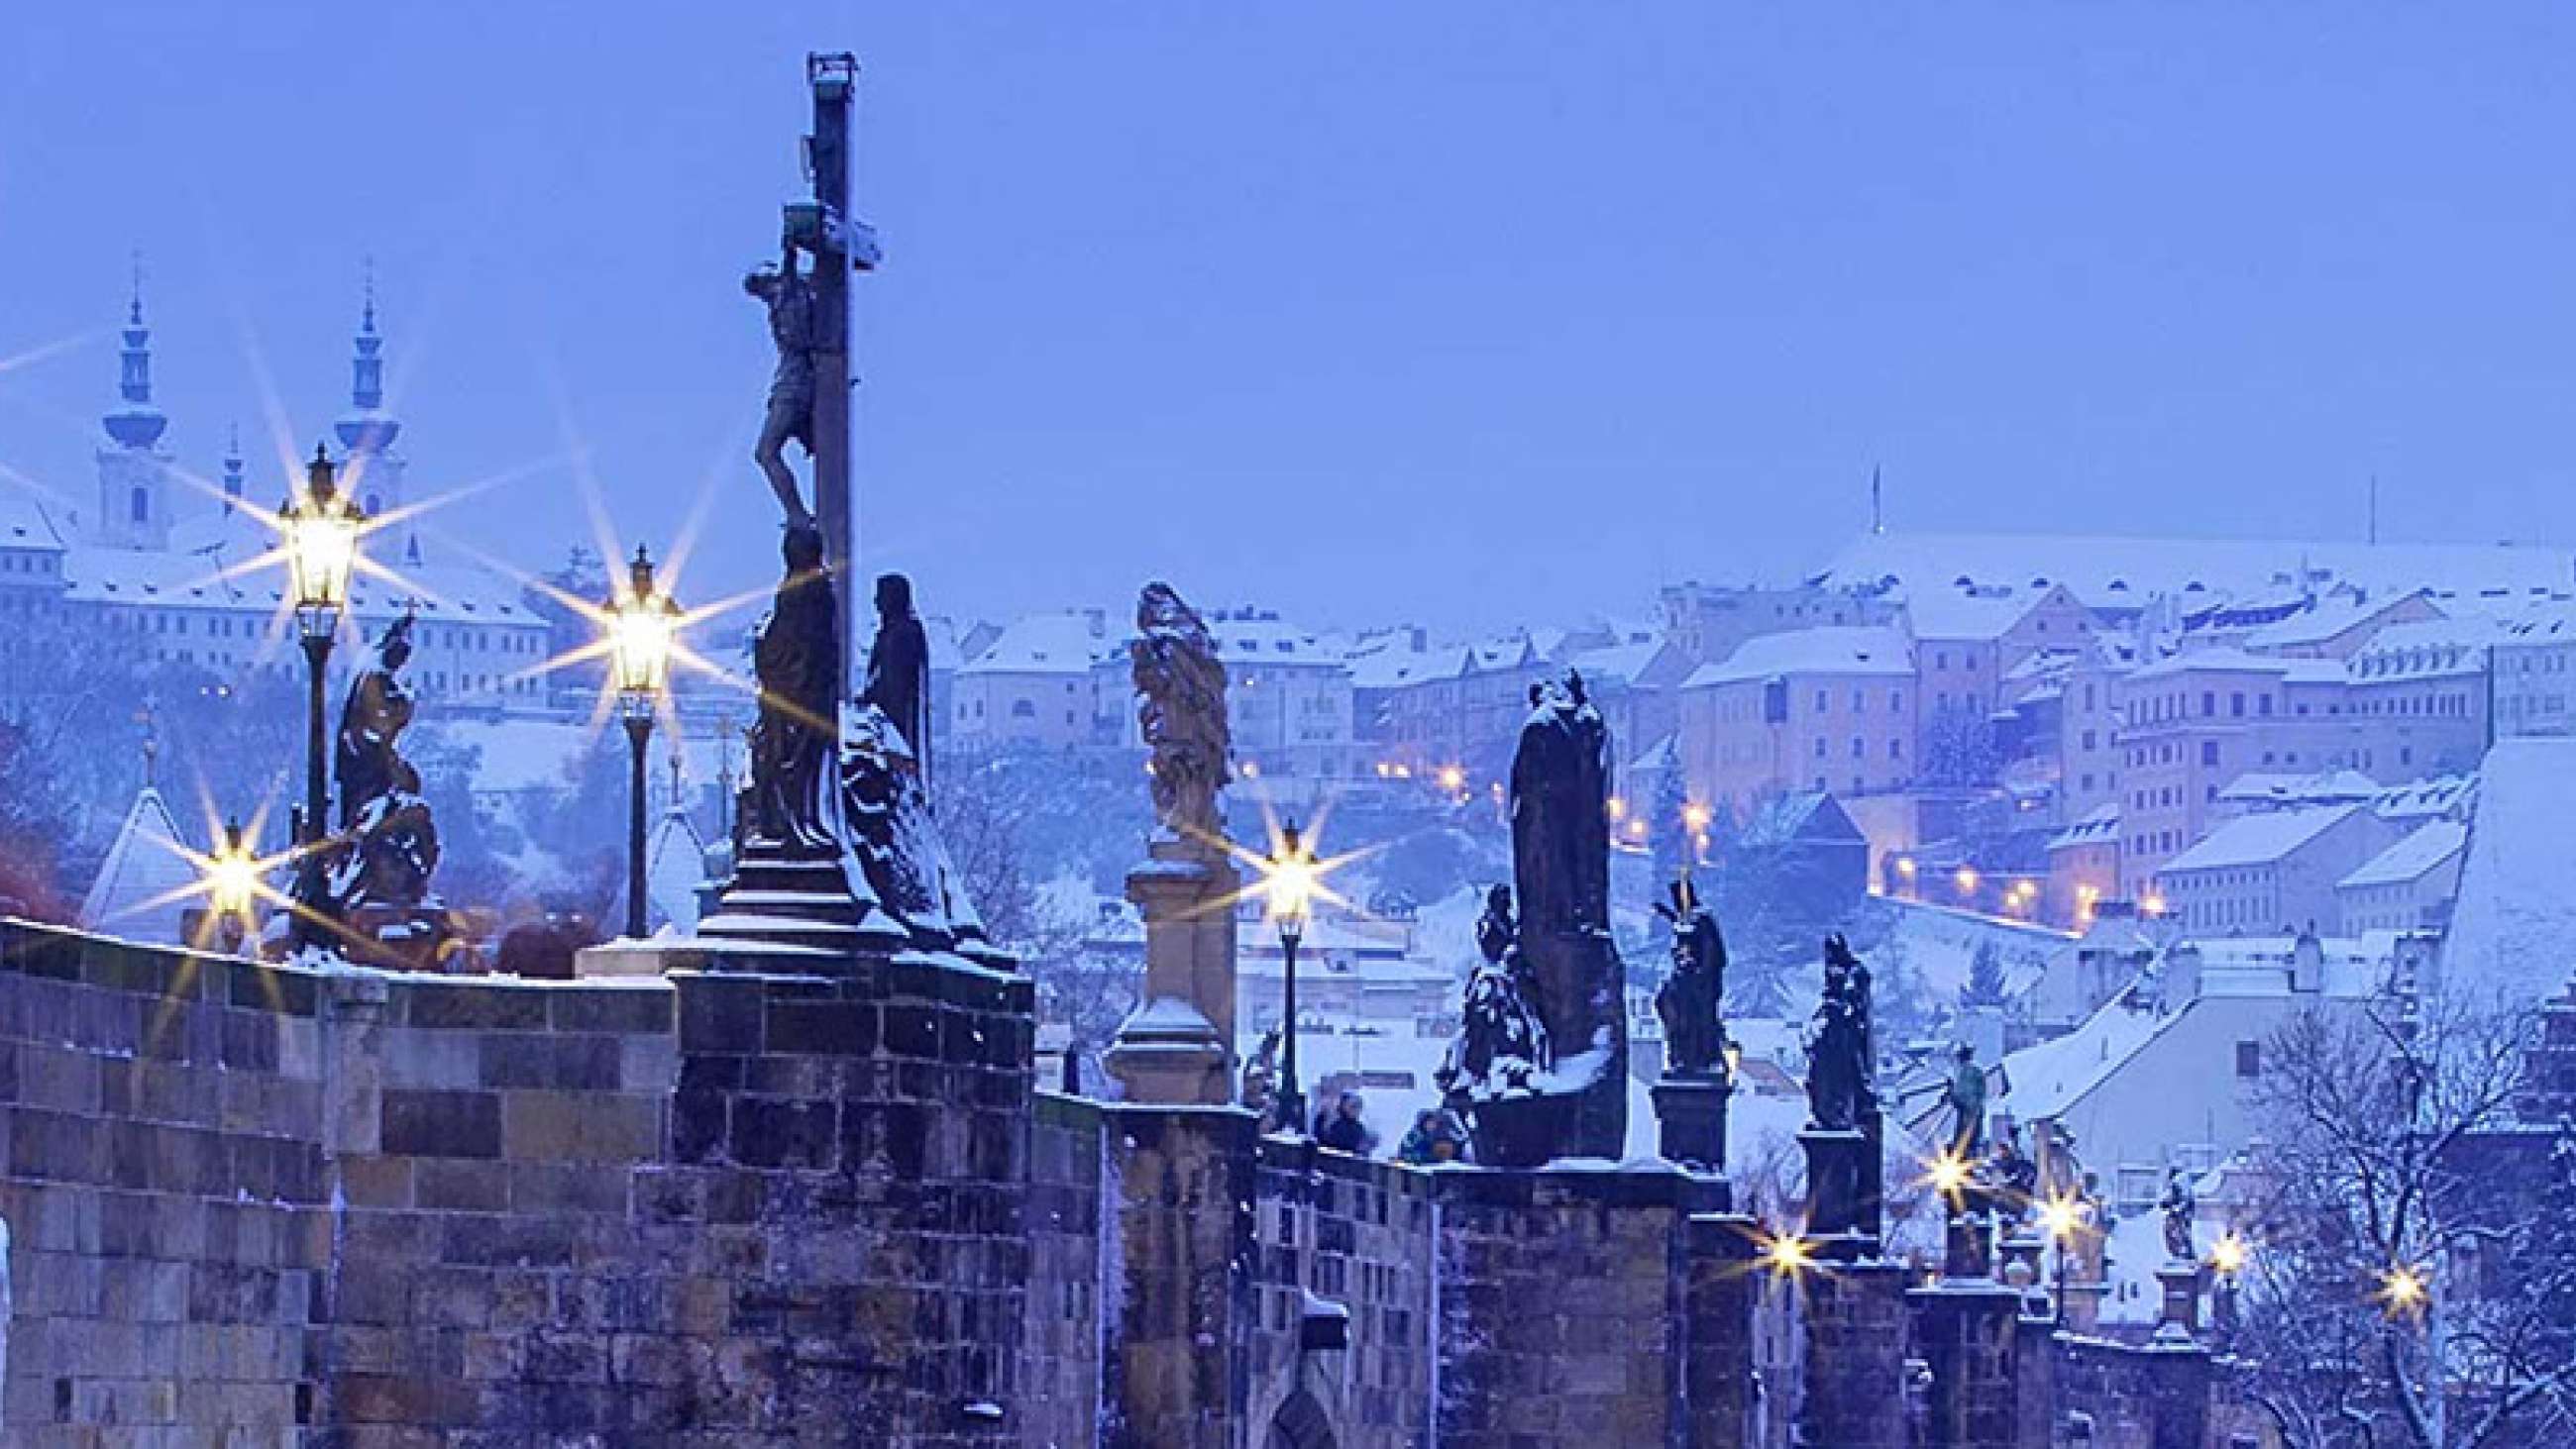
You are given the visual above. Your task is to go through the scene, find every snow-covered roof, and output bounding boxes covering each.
[1996,995,2180,1121]
[1902,583,2048,643]
[0,495,64,552]
[2440,739,2576,1003]
[1208,609,1342,669]
[2159,804,2360,875]
[2125,646,2298,682]
[646,805,710,933]
[2215,769,2380,808]
[1562,638,1670,690]
[78,786,201,946]
[1682,626,1914,688]
[1817,530,2576,612]
[2373,774,2476,822]
[2047,803,2120,850]
[2336,821,2466,891]
[2346,616,2506,682]
[2239,589,2422,651]
[960,611,1108,676]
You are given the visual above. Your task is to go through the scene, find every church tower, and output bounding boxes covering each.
[95,271,175,551]
[333,268,408,533]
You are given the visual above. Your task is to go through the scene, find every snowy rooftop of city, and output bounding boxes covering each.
[2160,804,2359,874]
[1682,624,1914,687]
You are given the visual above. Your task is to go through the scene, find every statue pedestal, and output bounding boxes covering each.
[1520,926,1628,1158]
[1464,1090,1577,1169]
[1651,1073,1731,1175]
[1105,837,1237,1106]
[1799,1125,1878,1253]
[2154,1261,2204,1343]
[1941,1204,1995,1282]
[2058,1277,2107,1333]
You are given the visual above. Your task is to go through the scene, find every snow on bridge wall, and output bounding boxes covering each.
[0,917,2246,1446]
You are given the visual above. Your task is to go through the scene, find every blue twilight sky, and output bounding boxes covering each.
[1,4,2572,635]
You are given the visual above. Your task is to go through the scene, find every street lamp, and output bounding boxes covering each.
[609,545,680,940]
[206,817,259,954]
[2038,1192,2085,1326]
[1266,819,1318,1134]
[2209,1229,2250,1336]
[280,443,362,939]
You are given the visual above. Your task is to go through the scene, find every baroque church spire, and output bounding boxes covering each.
[103,255,168,450]
[335,259,400,455]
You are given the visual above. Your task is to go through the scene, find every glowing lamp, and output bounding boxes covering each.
[609,545,679,715]
[207,819,258,922]
[1926,1149,1974,1201]
[2037,1194,2083,1244]
[280,444,363,638]
[1266,822,1317,946]
[1760,1229,1815,1278]
[2379,1264,2427,1313]
[2209,1230,2249,1277]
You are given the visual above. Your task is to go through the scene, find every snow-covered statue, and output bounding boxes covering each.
[747,525,839,857]
[838,702,1004,965]
[1510,673,1612,939]
[1132,582,1229,843]
[1805,933,1878,1132]
[1438,885,1554,1119]
[322,613,440,922]
[2159,1169,2197,1263]
[1653,873,1727,1078]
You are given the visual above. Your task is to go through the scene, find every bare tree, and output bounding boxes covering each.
[2233,994,2576,1449]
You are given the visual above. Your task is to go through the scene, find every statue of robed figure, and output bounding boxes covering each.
[1653,873,1727,1078]
[1436,885,1554,1120]
[1805,933,1878,1133]
[1446,673,1626,1163]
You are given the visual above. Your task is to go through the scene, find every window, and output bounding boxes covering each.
[1814,688,1829,714]
[1813,737,1827,759]
[2200,742,2219,768]
[2230,691,2245,718]
[1850,736,1864,759]
[130,486,150,524]
[2201,691,2215,717]
[2234,1041,2262,1079]
[1010,699,1035,719]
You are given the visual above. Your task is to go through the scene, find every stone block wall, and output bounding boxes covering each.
[2046,1337,2214,1449]
[0,923,329,1446]
[1246,1138,1437,1449]
[1025,1091,1106,1449]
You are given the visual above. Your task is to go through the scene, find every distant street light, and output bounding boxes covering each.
[1265,819,1318,1134]
[206,817,259,953]
[280,444,362,942]
[2038,1192,2086,1326]
[609,545,680,940]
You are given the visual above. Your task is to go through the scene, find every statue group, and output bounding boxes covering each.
[1438,673,1628,1166]
[294,611,448,965]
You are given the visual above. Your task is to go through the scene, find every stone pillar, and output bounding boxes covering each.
[1106,838,1239,1105]
[1682,1212,1763,1449]
[1909,1276,2023,1448]
[1798,1126,1878,1255]
[1102,1104,1257,1447]
[2154,1262,2203,1344]
[1652,1074,1731,1176]
[1796,1261,1909,1449]
[2058,1277,2108,1334]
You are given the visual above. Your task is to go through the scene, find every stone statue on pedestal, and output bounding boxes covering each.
[1443,673,1627,1163]
[744,246,819,528]
[1133,582,1230,843]
[2159,1169,2197,1263]
[1653,874,1727,1078]
[1806,933,1877,1131]
[1437,885,1553,1110]
[1943,1043,1987,1158]
[314,612,445,962]
[748,525,839,858]
[1105,582,1239,1106]
[863,571,931,782]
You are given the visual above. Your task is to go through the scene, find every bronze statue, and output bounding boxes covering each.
[320,614,439,920]
[1943,1043,1988,1158]
[744,247,819,527]
[862,571,931,780]
[748,525,839,855]
[1436,885,1553,1109]
[1805,934,1878,1132]
[1131,582,1229,843]
[1653,874,1727,1077]
[2159,1169,2197,1263]
[334,614,420,828]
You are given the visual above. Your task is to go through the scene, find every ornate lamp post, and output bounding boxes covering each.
[280,444,362,938]
[609,545,679,939]
[1266,820,1318,1134]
